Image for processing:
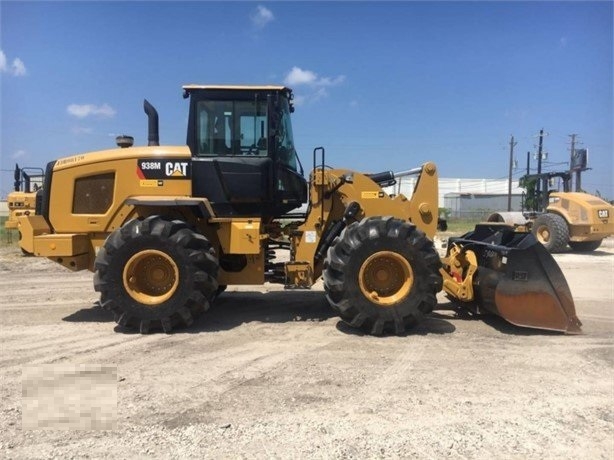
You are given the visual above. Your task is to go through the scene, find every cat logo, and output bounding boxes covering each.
[165,162,188,177]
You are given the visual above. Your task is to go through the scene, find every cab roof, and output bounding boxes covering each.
[182,84,290,92]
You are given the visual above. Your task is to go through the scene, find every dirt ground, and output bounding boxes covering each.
[0,238,612,459]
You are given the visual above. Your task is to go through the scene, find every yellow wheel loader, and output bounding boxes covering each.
[4,164,44,231]
[17,85,581,335]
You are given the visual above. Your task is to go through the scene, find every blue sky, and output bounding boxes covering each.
[1,1,612,199]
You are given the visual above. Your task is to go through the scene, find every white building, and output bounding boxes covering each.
[384,176,526,219]
[385,176,524,206]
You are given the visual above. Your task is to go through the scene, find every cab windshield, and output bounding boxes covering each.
[276,98,299,172]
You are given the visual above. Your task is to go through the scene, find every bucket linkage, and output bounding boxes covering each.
[440,224,582,333]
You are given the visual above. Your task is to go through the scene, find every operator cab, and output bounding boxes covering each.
[184,85,307,218]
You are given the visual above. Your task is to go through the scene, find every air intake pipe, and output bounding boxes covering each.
[143,99,159,146]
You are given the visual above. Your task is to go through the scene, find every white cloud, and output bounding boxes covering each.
[0,50,6,72]
[0,49,27,76]
[251,5,274,29]
[318,75,346,86]
[283,66,345,87]
[293,94,307,107]
[12,149,27,160]
[71,126,94,135]
[12,58,27,76]
[67,103,116,119]
[283,66,346,105]
[284,67,318,86]
[312,87,329,102]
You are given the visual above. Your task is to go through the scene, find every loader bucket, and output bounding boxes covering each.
[446,224,582,333]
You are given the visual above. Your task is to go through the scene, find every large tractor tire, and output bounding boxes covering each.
[93,216,219,333]
[569,239,602,252]
[323,217,442,336]
[532,213,569,253]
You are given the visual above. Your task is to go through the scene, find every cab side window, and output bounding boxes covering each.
[196,100,267,157]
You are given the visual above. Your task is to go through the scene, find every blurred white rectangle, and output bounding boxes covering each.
[22,364,117,430]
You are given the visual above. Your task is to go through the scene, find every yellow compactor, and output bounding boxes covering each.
[17,85,581,335]
[488,171,614,253]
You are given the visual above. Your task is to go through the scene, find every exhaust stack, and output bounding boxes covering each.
[143,99,159,146]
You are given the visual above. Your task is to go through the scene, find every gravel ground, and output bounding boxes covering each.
[0,238,612,459]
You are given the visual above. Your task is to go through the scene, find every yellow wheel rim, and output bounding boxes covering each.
[536,225,550,244]
[123,250,179,305]
[358,251,413,306]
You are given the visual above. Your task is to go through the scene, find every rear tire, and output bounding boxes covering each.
[93,216,219,333]
[569,239,602,252]
[323,217,442,336]
[532,213,569,253]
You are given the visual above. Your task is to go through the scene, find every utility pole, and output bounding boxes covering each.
[536,129,545,210]
[569,133,580,191]
[537,129,544,176]
[507,135,517,211]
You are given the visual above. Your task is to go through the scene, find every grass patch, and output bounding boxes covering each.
[0,217,19,247]
[443,218,482,235]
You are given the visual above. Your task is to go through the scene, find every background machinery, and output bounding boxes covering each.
[4,164,44,231]
[16,85,581,335]
[488,170,614,252]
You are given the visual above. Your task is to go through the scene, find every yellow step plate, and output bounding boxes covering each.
[34,233,90,257]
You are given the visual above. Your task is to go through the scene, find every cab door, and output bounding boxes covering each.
[190,98,274,216]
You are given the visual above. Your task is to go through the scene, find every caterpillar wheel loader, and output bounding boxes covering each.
[17,85,581,335]
[4,164,44,231]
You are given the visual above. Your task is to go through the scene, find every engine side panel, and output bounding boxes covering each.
[47,146,192,234]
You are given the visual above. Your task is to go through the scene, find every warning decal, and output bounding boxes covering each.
[361,191,379,199]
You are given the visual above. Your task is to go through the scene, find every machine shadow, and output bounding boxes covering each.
[62,291,332,332]
[63,303,115,323]
[191,290,334,333]
[62,290,455,336]
[433,301,566,336]
[335,316,455,337]
[170,290,457,336]
[63,293,563,337]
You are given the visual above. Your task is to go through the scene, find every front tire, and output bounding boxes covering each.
[532,213,569,253]
[323,217,442,336]
[93,216,219,333]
